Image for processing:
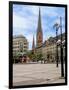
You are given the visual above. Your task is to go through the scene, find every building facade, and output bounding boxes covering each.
[42,33,65,63]
[13,35,28,55]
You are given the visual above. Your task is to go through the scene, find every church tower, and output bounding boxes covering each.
[36,8,43,47]
[32,35,35,54]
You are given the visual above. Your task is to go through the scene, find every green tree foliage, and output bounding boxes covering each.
[36,53,43,62]
[26,51,43,63]
[13,52,21,63]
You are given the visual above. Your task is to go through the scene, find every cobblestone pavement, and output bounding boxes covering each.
[13,64,65,86]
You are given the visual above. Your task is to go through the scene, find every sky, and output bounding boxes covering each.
[13,4,65,50]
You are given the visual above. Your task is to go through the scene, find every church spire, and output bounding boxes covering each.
[37,8,42,33]
[36,8,43,47]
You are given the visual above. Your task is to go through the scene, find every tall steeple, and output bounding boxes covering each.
[36,8,43,47]
[32,35,35,54]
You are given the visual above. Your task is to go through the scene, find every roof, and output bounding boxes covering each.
[13,35,26,39]
[42,32,65,47]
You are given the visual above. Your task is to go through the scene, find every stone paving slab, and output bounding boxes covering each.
[13,64,65,86]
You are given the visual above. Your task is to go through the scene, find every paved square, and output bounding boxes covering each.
[13,64,65,86]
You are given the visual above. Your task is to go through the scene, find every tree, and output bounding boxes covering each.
[26,51,36,62]
[13,52,21,63]
[36,53,43,63]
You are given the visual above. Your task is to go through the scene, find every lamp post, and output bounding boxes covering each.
[62,40,65,63]
[56,39,61,64]
[62,40,65,77]
[60,17,64,77]
[53,23,60,67]
[53,17,64,77]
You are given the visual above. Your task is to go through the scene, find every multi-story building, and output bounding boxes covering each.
[42,33,65,63]
[13,35,28,55]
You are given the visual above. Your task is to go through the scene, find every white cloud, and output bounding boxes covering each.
[13,11,38,31]
[41,6,65,18]
[13,12,27,29]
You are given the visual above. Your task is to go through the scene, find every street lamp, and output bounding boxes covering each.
[60,17,64,77]
[62,40,65,62]
[53,17,64,77]
[53,23,60,67]
[56,39,61,64]
[62,40,65,76]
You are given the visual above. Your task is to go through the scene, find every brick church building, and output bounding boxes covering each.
[32,8,43,55]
